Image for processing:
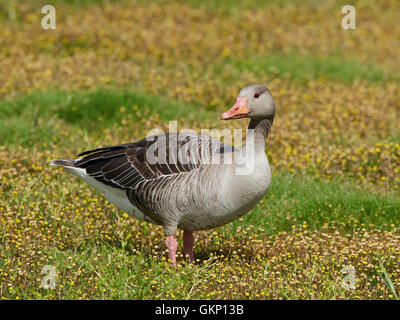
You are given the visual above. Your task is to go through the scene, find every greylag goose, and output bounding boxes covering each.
[51,84,275,267]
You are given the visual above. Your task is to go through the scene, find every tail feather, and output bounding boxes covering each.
[50,159,77,167]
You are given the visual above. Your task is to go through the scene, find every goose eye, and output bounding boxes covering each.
[254,93,260,98]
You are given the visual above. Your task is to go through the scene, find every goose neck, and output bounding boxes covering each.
[245,115,274,152]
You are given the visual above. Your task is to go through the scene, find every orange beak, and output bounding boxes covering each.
[220,97,250,120]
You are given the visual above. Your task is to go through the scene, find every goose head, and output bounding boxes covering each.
[220,84,275,121]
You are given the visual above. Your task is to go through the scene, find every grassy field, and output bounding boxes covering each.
[0,0,399,299]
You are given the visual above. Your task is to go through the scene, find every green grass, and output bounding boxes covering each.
[1,51,392,147]
[1,88,399,299]
[222,54,394,84]
[1,0,399,300]
[2,171,399,299]
[0,89,203,124]
[161,0,324,10]
[1,88,398,236]
[0,88,207,146]
[229,173,400,235]
[9,0,324,9]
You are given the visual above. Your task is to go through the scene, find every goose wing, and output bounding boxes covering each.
[75,132,236,190]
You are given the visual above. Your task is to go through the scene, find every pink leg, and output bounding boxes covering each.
[183,230,194,263]
[165,235,178,268]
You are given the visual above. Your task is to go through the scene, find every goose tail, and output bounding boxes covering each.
[49,159,77,167]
